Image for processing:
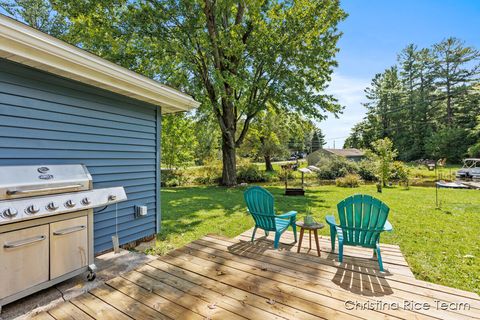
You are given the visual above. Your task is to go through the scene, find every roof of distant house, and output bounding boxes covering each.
[0,14,200,113]
[324,148,365,157]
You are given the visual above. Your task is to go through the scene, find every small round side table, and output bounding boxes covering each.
[296,221,324,256]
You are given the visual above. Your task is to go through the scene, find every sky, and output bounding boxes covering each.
[322,0,480,149]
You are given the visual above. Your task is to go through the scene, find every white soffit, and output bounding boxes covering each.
[0,14,200,113]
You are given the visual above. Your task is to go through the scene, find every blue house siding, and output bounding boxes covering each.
[0,59,160,253]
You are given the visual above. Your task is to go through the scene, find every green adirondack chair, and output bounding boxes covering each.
[325,194,393,271]
[244,186,297,249]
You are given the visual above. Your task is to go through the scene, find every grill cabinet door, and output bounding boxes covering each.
[50,216,88,279]
[0,225,49,299]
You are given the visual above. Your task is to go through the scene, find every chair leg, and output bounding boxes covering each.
[251,226,257,243]
[376,244,384,272]
[292,222,297,242]
[338,240,344,263]
[329,225,336,252]
[274,232,281,249]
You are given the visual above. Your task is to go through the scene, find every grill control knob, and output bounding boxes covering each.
[2,207,18,218]
[108,195,117,201]
[25,205,40,214]
[46,202,59,211]
[65,200,76,208]
[81,197,91,206]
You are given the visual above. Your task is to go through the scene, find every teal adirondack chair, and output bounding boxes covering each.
[325,194,392,271]
[244,186,297,249]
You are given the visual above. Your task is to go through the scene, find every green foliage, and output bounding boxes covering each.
[368,138,398,186]
[193,159,222,185]
[316,157,358,180]
[425,127,471,163]
[161,169,189,187]
[277,168,295,181]
[390,161,410,183]
[310,129,326,152]
[241,106,291,171]
[162,113,197,169]
[1,0,69,37]
[468,142,480,158]
[307,149,335,166]
[335,174,361,188]
[237,163,268,183]
[193,112,221,166]
[357,160,377,181]
[345,38,480,162]
[46,0,346,185]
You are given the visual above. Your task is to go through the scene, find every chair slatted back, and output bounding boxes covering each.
[244,186,276,231]
[336,194,389,248]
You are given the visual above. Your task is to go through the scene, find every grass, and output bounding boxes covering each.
[154,184,480,294]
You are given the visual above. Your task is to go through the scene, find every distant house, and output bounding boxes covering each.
[324,148,365,161]
[307,148,365,165]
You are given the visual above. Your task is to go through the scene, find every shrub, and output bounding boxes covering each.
[390,161,410,183]
[194,159,222,185]
[468,142,480,158]
[277,168,295,181]
[161,169,189,187]
[336,174,361,188]
[237,163,268,183]
[316,157,358,180]
[357,160,377,181]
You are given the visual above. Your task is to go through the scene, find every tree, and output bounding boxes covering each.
[368,138,398,187]
[47,0,346,186]
[311,129,326,152]
[346,39,480,163]
[425,127,471,163]
[432,38,480,125]
[0,0,69,37]
[192,111,221,165]
[242,106,313,171]
[161,113,197,169]
[242,106,289,171]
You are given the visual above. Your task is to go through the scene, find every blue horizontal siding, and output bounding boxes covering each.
[0,59,160,253]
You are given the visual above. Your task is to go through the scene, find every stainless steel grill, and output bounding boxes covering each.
[0,164,127,311]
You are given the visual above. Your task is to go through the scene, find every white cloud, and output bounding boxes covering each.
[319,73,370,148]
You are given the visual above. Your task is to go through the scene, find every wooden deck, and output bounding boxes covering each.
[31,229,480,320]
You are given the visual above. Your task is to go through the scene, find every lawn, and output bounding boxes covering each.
[155,184,480,294]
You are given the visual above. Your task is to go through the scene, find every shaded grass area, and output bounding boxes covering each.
[155,184,480,294]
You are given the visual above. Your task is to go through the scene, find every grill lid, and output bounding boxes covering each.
[0,165,92,200]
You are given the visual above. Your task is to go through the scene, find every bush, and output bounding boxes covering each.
[336,174,361,188]
[357,160,377,181]
[468,142,480,158]
[390,161,410,183]
[161,169,189,187]
[277,168,294,181]
[193,159,222,185]
[237,163,268,183]
[316,157,358,180]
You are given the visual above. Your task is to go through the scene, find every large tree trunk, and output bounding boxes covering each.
[221,133,237,186]
[264,155,274,172]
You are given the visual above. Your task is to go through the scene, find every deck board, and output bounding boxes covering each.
[31,229,480,320]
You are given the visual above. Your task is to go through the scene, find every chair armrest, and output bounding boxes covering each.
[325,215,338,227]
[276,211,297,219]
[384,220,393,232]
